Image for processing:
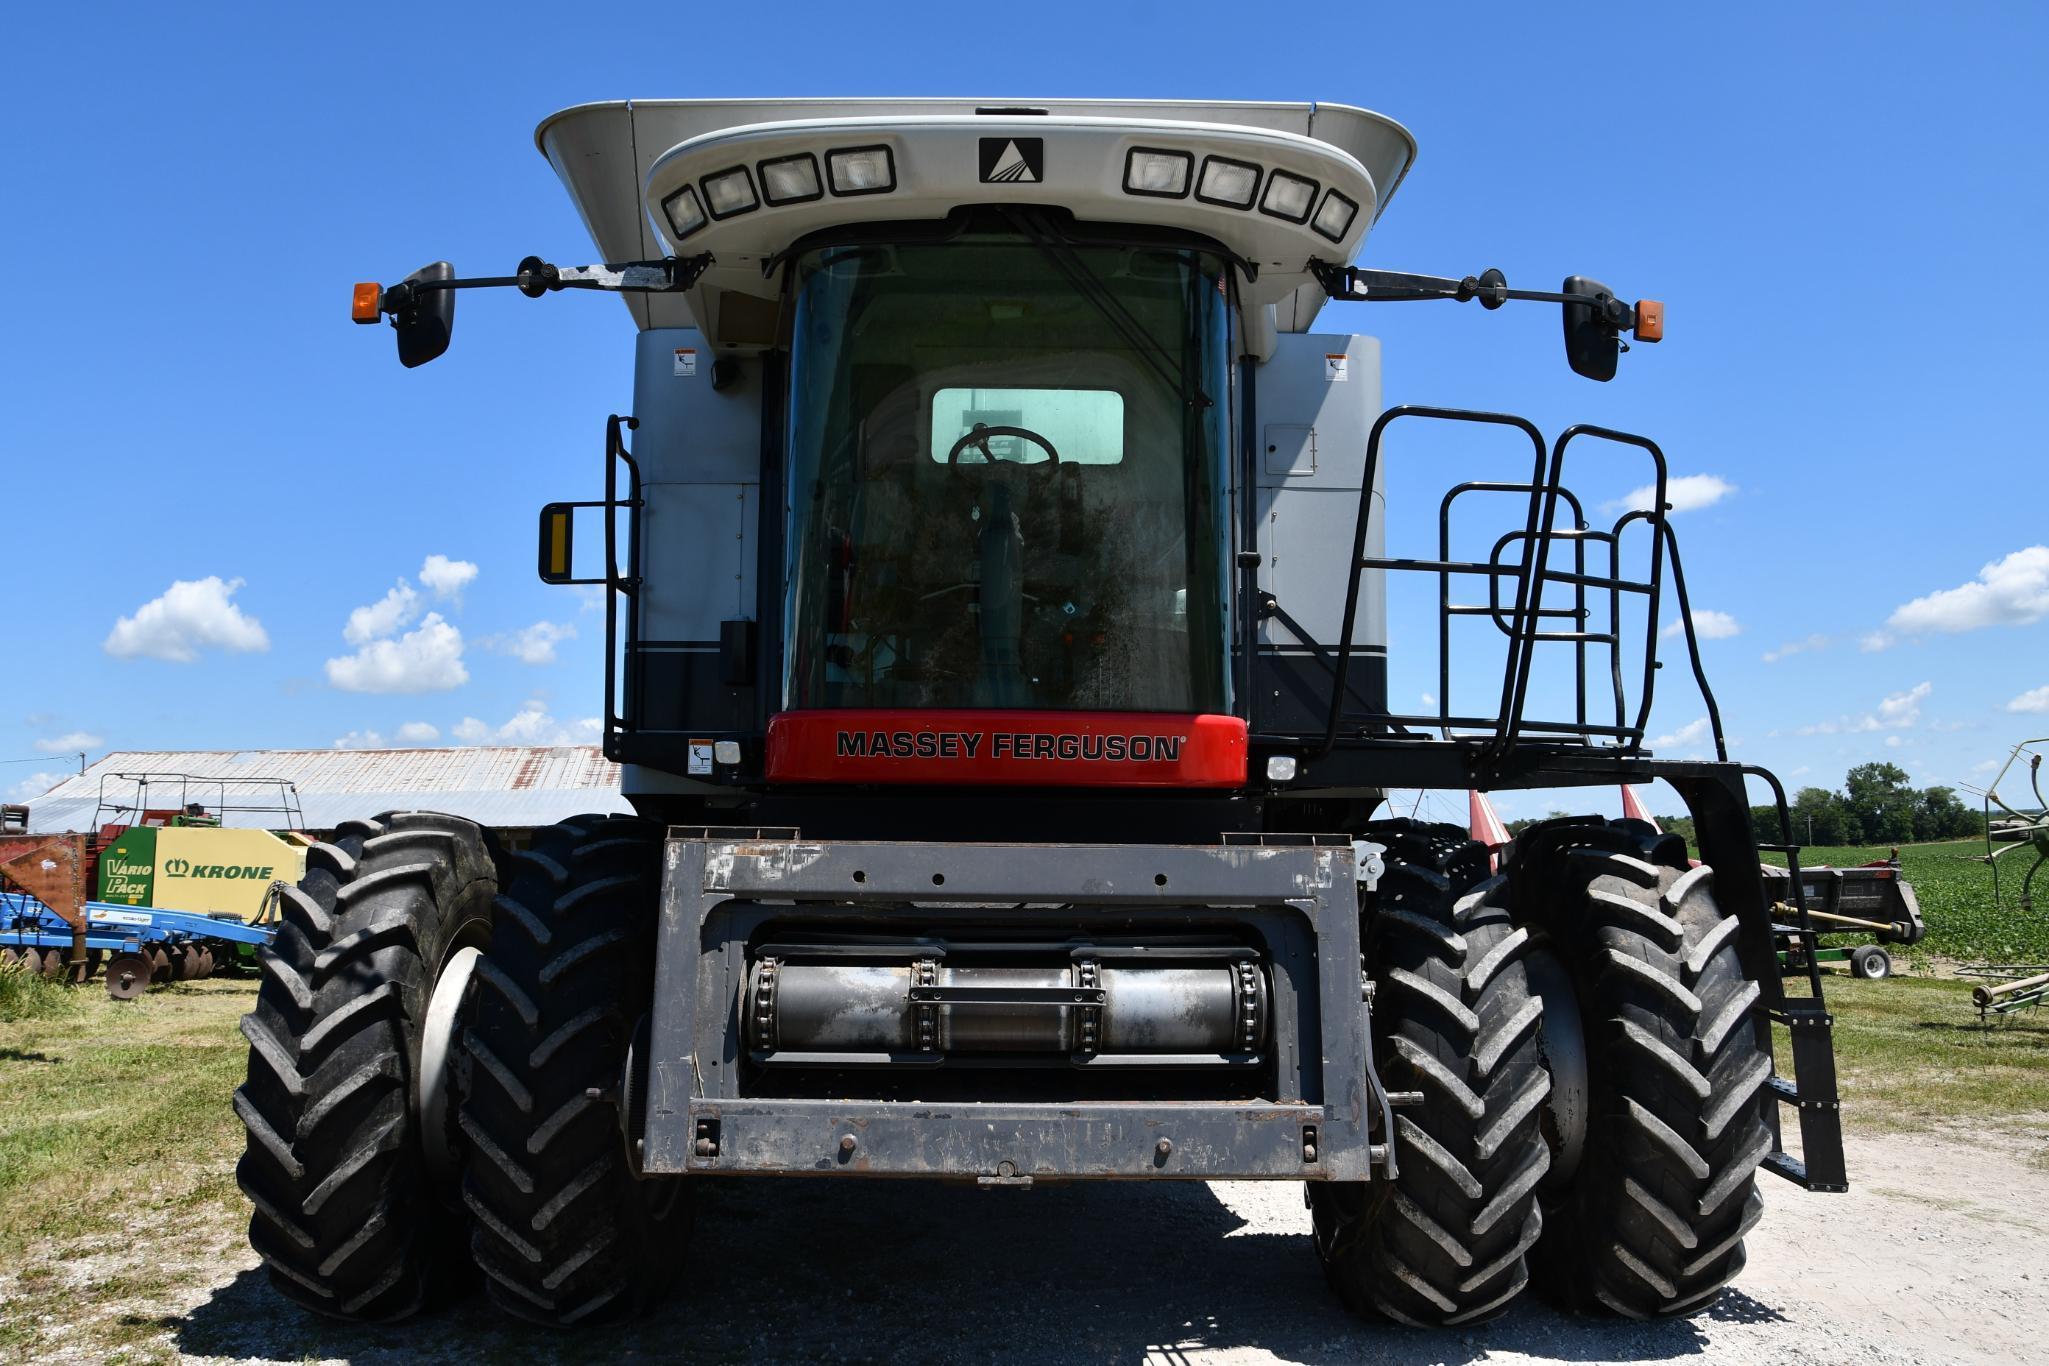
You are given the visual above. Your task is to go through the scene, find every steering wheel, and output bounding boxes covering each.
[946,422,1061,470]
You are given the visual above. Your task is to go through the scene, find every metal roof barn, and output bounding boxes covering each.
[17,748,631,834]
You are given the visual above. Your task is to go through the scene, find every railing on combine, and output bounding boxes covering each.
[1281,404,1846,1192]
[1303,405,1731,768]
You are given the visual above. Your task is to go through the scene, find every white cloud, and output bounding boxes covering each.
[1603,473,1735,517]
[6,770,67,802]
[1859,631,1893,652]
[344,581,422,645]
[1763,634,1827,663]
[1875,681,1930,728]
[1651,717,1711,751]
[1798,681,1931,735]
[451,697,603,746]
[1878,546,2049,642]
[34,731,102,754]
[488,621,578,665]
[1664,610,1739,640]
[333,720,442,749]
[1885,734,1903,748]
[420,554,479,602]
[104,576,270,662]
[2009,684,2049,714]
[325,613,468,693]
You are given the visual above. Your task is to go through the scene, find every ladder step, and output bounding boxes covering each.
[1761,1150,1807,1184]
[1768,1075,1800,1104]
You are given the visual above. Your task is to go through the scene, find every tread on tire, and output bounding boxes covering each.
[234,810,496,1320]
[1516,818,1773,1318]
[1311,819,1553,1326]
[460,813,691,1326]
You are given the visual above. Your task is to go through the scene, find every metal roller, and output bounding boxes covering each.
[748,954,1265,1059]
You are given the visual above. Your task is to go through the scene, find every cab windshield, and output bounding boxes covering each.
[782,231,1232,713]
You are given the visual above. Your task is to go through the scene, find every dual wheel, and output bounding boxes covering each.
[234,811,686,1324]
[1311,817,1775,1324]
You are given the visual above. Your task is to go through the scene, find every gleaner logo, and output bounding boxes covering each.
[162,857,276,880]
[979,137,1043,184]
[836,729,1186,762]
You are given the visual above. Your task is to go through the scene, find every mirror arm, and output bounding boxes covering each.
[1309,260,1648,334]
[373,253,714,317]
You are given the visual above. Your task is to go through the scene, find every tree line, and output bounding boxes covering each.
[1501,762,1983,849]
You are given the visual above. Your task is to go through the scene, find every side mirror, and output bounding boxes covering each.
[393,262,456,368]
[1560,275,1620,382]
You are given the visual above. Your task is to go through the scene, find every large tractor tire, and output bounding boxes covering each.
[460,814,691,1325]
[1517,820,1772,1318]
[1310,820,1553,1326]
[234,812,496,1320]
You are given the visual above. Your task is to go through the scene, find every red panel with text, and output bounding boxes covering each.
[764,711,1249,788]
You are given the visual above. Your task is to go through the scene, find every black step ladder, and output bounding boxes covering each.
[1759,840,1848,1192]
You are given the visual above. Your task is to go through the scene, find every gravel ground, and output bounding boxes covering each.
[19,1127,2039,1365]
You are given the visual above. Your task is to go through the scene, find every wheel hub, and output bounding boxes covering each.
[1522,944,1588,1187]
[419,944,482,1182]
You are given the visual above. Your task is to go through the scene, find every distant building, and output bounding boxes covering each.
[19,747,632,839]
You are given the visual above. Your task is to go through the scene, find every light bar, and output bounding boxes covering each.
[701,167,759,220]
[1195,156,1260,209]
[661,185,706,240]
[759,153,823,205]
[1311,190,1360,243]
[1124,147,1193,198]
[1260,170,1318,224]
[827,145,895,196]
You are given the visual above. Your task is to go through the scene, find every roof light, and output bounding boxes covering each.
[1124,147,1192,198]
[759,153,823,205]
[1259,170,1318,224]
[701,167,759,220]
[1195,156,1260,209]
[350,282,382,324]
[827,145,895,196]
[661,186,706,241]
[1311,190,1360,243]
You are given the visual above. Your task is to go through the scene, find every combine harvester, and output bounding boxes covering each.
[240,96,1846,1329]
[0,773,300,997]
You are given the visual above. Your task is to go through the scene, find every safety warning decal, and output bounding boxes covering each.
[1324,353,1348,382]
[674,348,698,377]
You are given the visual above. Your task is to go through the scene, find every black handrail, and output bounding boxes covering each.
[1308,406,1731,776]
[1322,407,1550,757]
[601,415,645,761]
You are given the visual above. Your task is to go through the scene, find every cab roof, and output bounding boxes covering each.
[538,98,1417,339]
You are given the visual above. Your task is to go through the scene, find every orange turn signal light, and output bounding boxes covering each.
[351,281,383,324]
[1633,299,1664,343]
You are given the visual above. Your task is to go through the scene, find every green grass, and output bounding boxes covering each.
[1760,838,2049,964]
[0,960,80,1023]
[1780,973,2049,1167]
[0,978,252,1361]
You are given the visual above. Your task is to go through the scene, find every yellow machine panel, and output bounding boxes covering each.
[147,826,307,919]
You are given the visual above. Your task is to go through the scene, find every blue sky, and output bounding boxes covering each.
[5,3,2046,822]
